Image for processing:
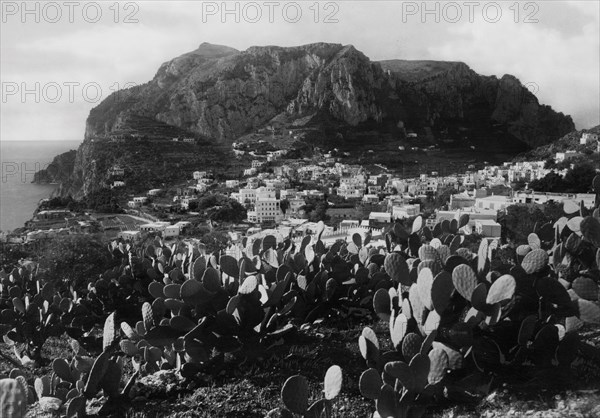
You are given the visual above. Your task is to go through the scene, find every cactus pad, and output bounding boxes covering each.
[359,368,382,400]
[402,332,423,361]
[281,375,308,414]
[527,233,541,250]
[581,216,600,247]
[431,271,454,315]
[572,277,599,301]
[427,348,449,384]
[384,361,414,391]
[418,245,438,262]
[452,264,477,302]
[323,365,342,400]
[521,249,549,274]
[391,313,408,350]
[417,268,434,311]
[0,378,27,418]
[373,288,391,321]
[486,274,516,305]
[577,299,600,324]
[409,353,430,391]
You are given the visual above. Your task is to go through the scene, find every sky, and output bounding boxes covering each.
[1,0,599,142]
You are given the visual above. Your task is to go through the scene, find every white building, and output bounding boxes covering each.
[369,212,392,223]
[475,220,502,238]
[163,225,180,238]
[555,151,581,163]
[362,194,379,203]
[193,171,207,180]
[512,191,596,209]
[111,181,125,188]
[139,222,170,232]
[130,196,148,207]
[147,189,163,196]
[475,195,510,211]
[180,197,198,210]
[580,132,599,145]
[194,183,208,193]
[250,198,284,223]
[118,230,141,241]
[392,204,420,219]
[225,180,240,188]
[238,188,257,205]
[255,186,273,198]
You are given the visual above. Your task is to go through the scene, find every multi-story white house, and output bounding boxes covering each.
[338,173,367,199]
[180,197,198,210]
[256,186,276,200]
[225,180,240,188]
[251,199,284,223]
[238,188,257,205]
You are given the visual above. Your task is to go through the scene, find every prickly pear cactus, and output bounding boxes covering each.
[0,378,27,418]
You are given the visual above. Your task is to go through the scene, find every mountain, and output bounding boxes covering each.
[38,42,575,198]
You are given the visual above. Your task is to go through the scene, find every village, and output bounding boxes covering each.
[3,130,598,251]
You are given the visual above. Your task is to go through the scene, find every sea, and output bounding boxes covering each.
[0,140,81,233]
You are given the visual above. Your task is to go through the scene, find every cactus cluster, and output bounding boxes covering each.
[2,180,600,416]
[359,200,600,417]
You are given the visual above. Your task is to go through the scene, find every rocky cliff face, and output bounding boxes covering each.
[50,42,574,197]
[380,61,574,148]
[33,150,77,185]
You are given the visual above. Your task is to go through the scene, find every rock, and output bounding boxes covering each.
[38,396,62,412]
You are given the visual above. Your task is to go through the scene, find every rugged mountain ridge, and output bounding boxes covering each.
[41,42,575,198]
[85,42,573,145]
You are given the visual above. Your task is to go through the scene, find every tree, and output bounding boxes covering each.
[197,194,247,223]
[280,199,290,215]
[36,235,117,290]
[529,172,564,193]
[544,157,557,169]
[563,164,595,193]
[200,230,230,253]
[300,198,329,222]
[499,203,560,245]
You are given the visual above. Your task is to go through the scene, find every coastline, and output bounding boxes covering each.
[0,140,80,233]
